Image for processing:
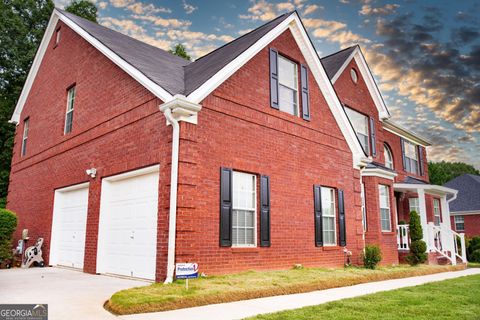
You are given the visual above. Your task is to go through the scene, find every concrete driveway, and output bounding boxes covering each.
[0,267,148,320]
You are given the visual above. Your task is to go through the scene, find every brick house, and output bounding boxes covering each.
[7,9,466,282]
[444,174,480,238]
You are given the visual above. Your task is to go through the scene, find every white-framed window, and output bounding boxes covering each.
[64,86,76,134]
[345,106,369,154]
[361,182,367,231]
[384,144,394,169]
[454,216,464,231]
[378,184,391,232]
[232,171,257,247]
[433,199,441,226]
[403,140,418,174]
[350,68,358,84]
[321,187,337,246]
[409,198,419,214]
[21,118,29,157]
[278,55,299,116]
[55,27,61,45]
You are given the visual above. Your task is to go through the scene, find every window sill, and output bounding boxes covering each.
[230,247,260,253]
[381,231,396,235]
[322,246,340,251]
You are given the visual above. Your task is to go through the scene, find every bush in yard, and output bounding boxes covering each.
[467,237,480,262]
[0,209,18,263]
[406,211,427,265]
[363,245,382,269]
[470,249,480,263]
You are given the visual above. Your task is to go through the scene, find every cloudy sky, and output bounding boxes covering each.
[55,0,480,168]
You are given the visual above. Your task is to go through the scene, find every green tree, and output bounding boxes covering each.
[169,43,191,61]
[428,161,480,185]
[65,0,98,23]
[406,211,427,265]
[0,209,17,263]
[0,0,55,208]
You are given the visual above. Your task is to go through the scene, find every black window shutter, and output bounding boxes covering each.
[220,167,233,247]
[260,175,271,247]
[400,137,407,170]
[418,145,424,176]
[314,185,323,247]
[269,48,279,109]
[369,117,376,157]
[300,64,310,120]
[338,189,346,246]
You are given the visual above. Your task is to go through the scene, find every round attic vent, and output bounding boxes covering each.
[350,68,358,84]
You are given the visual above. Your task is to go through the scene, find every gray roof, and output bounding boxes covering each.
[184,12,293,95]
[58,9,189,95]
[366,161,395,172]
[320,46,357,80]
[443,174,480,212]
[402,176,428,184]
[58,9,293,96]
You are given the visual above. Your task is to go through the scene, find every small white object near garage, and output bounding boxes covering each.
[50,182,89,269]
[96,165,159,281]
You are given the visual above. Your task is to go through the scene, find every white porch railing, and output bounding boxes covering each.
[396,223,467,265]
[397,224,409,250]
[427,222,467,265]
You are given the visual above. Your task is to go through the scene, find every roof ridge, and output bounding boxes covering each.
[320,45,358,61]
[56,8,190,65]
[190,11,294,64]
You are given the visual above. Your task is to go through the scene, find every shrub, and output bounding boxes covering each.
[406,211,427,265]
[0,209,18,262]
[467,237,480,262]
[363,245,382,269]
[470,249,480,263]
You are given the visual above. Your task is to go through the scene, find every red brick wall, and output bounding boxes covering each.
[172,29,366,274]
[362,176,399,265]
[450,214,480,238]
[396,193,438,224]
[6,21,172,281]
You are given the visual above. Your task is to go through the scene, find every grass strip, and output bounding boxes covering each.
[105,264,464,315]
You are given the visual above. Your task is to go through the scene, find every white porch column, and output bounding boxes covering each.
[440,195,452,231]
[417,189,429,248]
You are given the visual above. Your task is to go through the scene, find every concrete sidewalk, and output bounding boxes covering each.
[121,268,480,320]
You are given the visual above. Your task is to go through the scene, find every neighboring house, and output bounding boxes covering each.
[444,174,480,237]
[6,9,465,283]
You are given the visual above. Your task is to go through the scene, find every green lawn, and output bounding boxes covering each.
[468,262,480,268]
[105,264,463,315]
[247,274,480,320]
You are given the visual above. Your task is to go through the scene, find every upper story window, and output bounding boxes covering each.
[378,184,391,232]
[64,86,76,134]
[55,27,61,46]
[433,199,441,226]
[278,55,299,116]
[403,140,418,174]
[454,216,464,231]
[345,106,369,154]
[21,118,29,157]
[232,171,257,247]
[350,68,358,84]
[321,187,337,246]
[384,144,394,169]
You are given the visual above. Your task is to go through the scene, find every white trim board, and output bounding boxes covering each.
[450,210,480,216]
[361,167,397,180]
[9,9,173,124]
[329,46,390,120]
[186,13,367,168]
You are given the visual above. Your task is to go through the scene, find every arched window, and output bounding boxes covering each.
[384,144,394,169]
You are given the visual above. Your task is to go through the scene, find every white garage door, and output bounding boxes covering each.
[97,165,159,280]
[50,183,89,269]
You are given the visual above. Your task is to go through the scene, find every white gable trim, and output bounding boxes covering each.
[330,46,390,120]
[187,13,367,168]
[9,9,173,124]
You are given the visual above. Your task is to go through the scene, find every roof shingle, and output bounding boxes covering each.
[443,174,480,212]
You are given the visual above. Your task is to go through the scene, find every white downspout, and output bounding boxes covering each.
[162,107,180,284]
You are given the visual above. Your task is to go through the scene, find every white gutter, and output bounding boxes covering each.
[160,95,201,284]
